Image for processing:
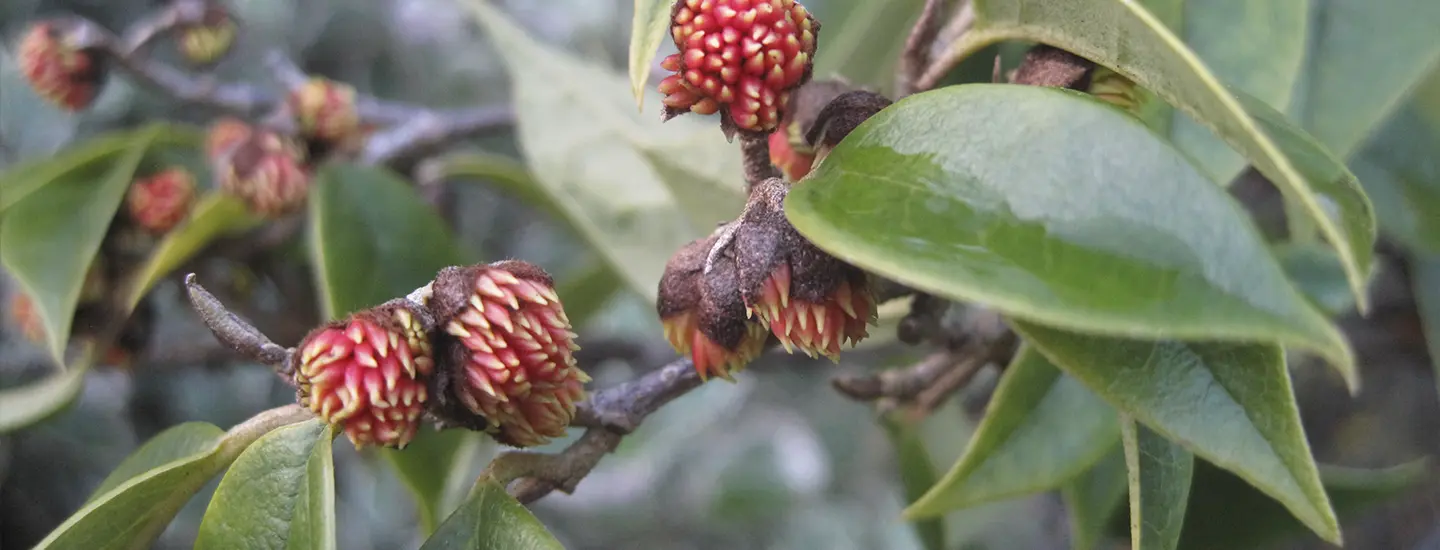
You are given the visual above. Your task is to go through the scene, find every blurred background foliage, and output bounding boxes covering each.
[0,0,1436,549]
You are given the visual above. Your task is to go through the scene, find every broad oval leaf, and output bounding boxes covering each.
[1122,417,1193,550]
[0,126,160,361]
[1012,321,1341,544]
[382,429,482,535]
[628,0,675,110]
[85,422,227,502]
[195,419,336,550]
[0,367,87,433]
[788,84,1355,386]
[1286,0,1440,158]
[464,0,710,302]
[937,0,1377,308]
[123,193,262,311]
[309,163,465,319]
[419,479,565,550]
[906,346,1119,517]
[879,413,946,550]
[32,406,313,550]
[1061,446,1129,550]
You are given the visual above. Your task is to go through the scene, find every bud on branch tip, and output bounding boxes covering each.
[184,273,292,370]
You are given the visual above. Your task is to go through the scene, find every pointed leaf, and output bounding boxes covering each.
[0,126,160,361]
[124,193,263,311]
[787,84,1355,386]
[1274,242,1362,317]
[0,131,132,214]
[1286,0,1440,158]
[907,346,1119,517]
[1122,416,1192,550]
[309,163,464,319]
[1415,256,1440,401]
[939,0,1377,307]
[879,413,946,550]
[1061,446,1128,550]
[464,0,709,302]
[419,479,565,550]
[195,419,336,550]
[33,406,314,550]
[1349,72,1440,255]
[812,0,923,93]
[0,367,87,433]
[382,429,483,535]
[628,0,675,109]
[1174,459,1428,550]
[1012,322,1340,544]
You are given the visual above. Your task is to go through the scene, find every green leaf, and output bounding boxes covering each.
[812,0,923,93]
[123,193,262,311]
[86,422,227,503]
[196,419,336,550]
[636,130,746,232]
[1013,322,1340,544]
[419,479,565,550]
[1286,0,1440,158]
[1121,417,1193,550]
[0,367,87,433]
[1415,256,1440,401]
[627,0,674,110]
[382,429,482,535]
[33,406,313,550]
[907,346,1119,517]
[788,84,1355,386]
[464,0,710,302]
[1348,73,1440,255]
[0,126,160,361]
[940,0,1377,308]
[1173,459,1428,550]
[1061,446,1128,550]
[309,163,464,319]
[879,413,946,550]
[554,259,625,328]
[1161,0,1308,185]
[1274,242,1361,317]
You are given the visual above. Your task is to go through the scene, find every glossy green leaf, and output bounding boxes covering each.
[1173,459,1428,550]
[382,429,482,535]
[464,0,709,302]
[0,367,87,433]
[124,193,262,311]
[0,126,160,361]
[0,132,131,214]
[196,419,336,550]
[1013,322,1340,544]
[1061,446,1128,550]
[1161,0,1308,185]
[907,346,1118,517]
[419,479,565,550]
[628,0,673,110]
[788,84,1355,386]
[1122,417,1192,550]
[812,0,922,94]
[86,422,227,502]
[1274,242,1361,317]
[1349,75,1440,255]
[1286,0,1440,158]
[309,163,464,319]
[939,0,1377,307]
[1415,256,1440,400]
[33,406,314,550]
[879,413,946,550]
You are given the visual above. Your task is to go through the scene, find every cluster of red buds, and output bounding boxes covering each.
[16,20,104,112]
[175,2,238,67]
[207,118,312,217]
[126,168,197,235]
[658,0,820,134]
[292,260,589,450]
[286,77,368,156]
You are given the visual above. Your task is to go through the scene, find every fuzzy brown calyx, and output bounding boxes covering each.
[1008,44,1096,89]
[803,90,894,165]
[657,234,770,381]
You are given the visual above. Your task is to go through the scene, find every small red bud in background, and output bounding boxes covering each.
[217,128,311,217]
[17,21,104,112]
[127,168,196,234]
[287,77,362,144]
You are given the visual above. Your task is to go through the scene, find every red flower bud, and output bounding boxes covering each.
[294,301,435,449]
[217,128,310,217]
[205,117,253,160]
[428,261,590,448]
[17,21,104,111]
[660,0,819,133]
[126,168,196,234]
[287,77,361,144]
[658,235,770,381]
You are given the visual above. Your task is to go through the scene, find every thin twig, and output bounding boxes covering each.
[738,131,780,193]
[896,0,947,97]
[913,1,977,93]
[362,105,515,165]
[184,273,293,374]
